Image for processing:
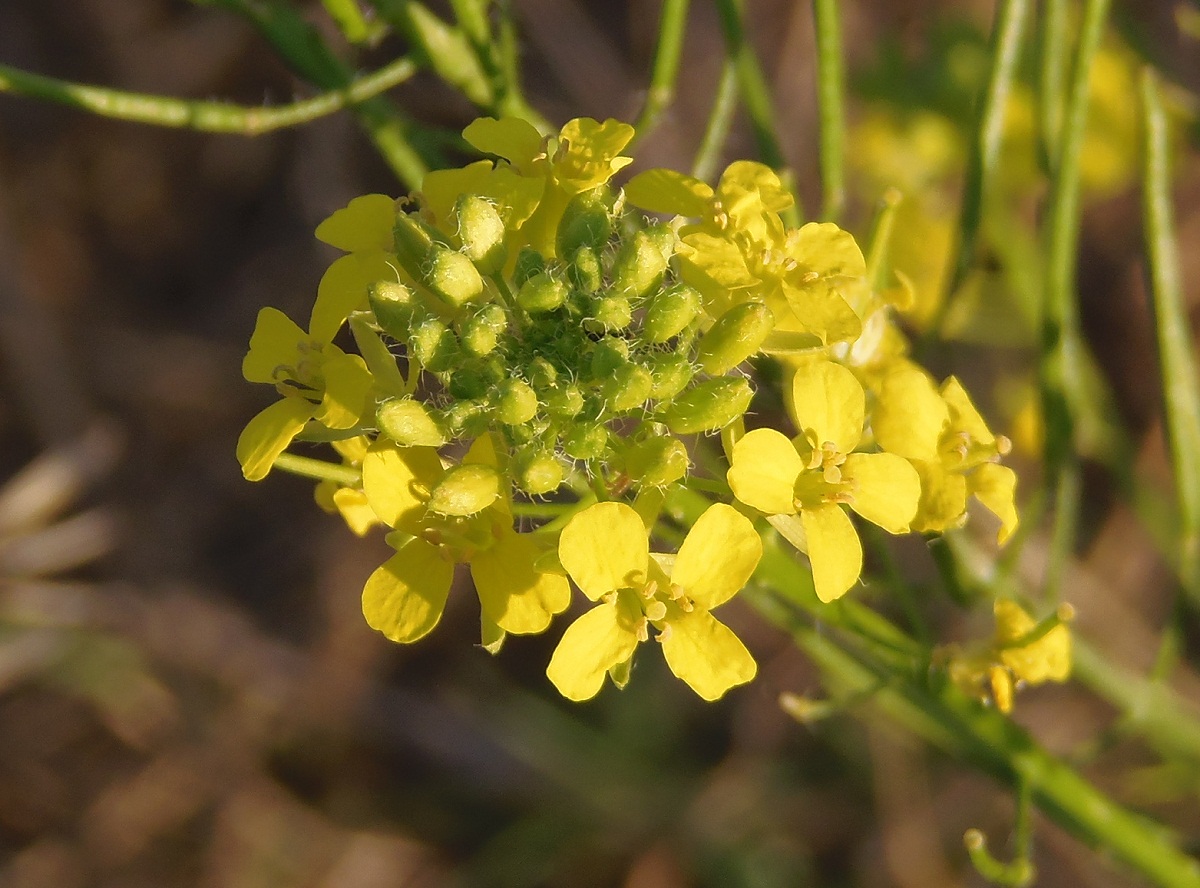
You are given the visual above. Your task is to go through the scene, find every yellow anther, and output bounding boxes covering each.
[782,258,798,271]
[655,622,674,643]
[677,597,694,613]
[641,579,659,599]
[995,434,1012,456]
[802,270,820,283]
[635,617,650,643]
[669,582,687,599]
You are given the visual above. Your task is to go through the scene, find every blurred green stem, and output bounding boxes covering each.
[691,58,739,181]
[0,57,417,135]
[1036,0,1068,173]
[631,0,691,146]
[812,0,845,221]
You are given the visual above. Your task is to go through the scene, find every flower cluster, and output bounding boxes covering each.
[237,115,1033,703]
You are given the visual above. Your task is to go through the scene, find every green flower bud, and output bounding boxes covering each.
[557,189,613,257]
[590,337,630,379]
[546,383,585,417]
[423,244,484,310]
[612,230,668,298]
[495,378,539,425]
[648,353,695,400]
[602,363,653,413]
[393,213,443,276]
[376,398,446,447]
[459,303,507,356]
[455,194,507,275]
[567,245,603,294]
[643,283,701,343]
[513,247,545,287]
[439,399,488,437]
[448,364,490,400]
[563,422,609,460]
[696,302,776,375]
[528,356,558,389]
[368,279,421,340]
[409,318,458,372]
[517,271,568,313]
[642,222,677,265]
[517,449,564,495]
[624,436,689,487]
[428,464,502,516]
[590,294,632,331]
[663,377,754,434]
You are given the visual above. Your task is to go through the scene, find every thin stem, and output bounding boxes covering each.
[812,0,846,221]
[712,0,803,225]
[1142,67,1200,598]
[449,0,549,128]
[1036,0,1069,175]
[630,0,691,146]
[274,453,361,486]
[0,57,417,136]
[691,57,739,181]
[865,187,903,291]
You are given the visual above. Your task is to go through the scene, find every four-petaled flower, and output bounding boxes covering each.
[548,501,761,701]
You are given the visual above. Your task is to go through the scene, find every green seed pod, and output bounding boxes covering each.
[368,279,421,341]
[612,230,669,298]
[591,294,632,332]
[423,244,484,310]
[557,189,613,257]
[494,378,539,425]
[624,436,689,487]
[643,283,702,343]
[602,363,653,413]
[695,302,776,375]
[517,272,568,314]
[663,377,754,434]
[589,337,630,379]
[376,398,446,447]
[428,464,502,517]
[648,353,695,400]
[517,449,564,495]
[512,247,545,287]
[455,194,507,275]
[546,382,585,417]
[567,245,603,294]
[408,317,458,372]
[563,422,609,460]
[459,303,507,356]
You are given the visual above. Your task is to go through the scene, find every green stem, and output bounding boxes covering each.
[1142,68,1200,598]
[448,0,542,125]
[712,0,802,224]
[273,453,361,486]
[630,0,691,146]
[865,187,903,291]
[368,0,492,107]
[812,0,846,221]
[0,57,417,135]
[1036,0,1069,174]
[691,58,739,181]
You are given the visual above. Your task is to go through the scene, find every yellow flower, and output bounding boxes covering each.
[872,362,1018,543]
[314,436,380,537]
[547,502,760,701]
[359,438,569,646]
[727,361,920,602]
[236,307,374,481]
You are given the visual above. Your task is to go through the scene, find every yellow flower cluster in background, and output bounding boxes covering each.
[236,115,1041,704]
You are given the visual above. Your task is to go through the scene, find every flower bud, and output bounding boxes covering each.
[528,356,558,389]
[439,399,488,437]
[459,303,507,356]
[494,378,539,425]
[512,247,545,287]
[377,398,446,447]
[546,383,585,417]
[423,244,484,310]
[563,422,609,460]
[663,377,754,434]
[643,283,701,343]
[642,222,677,265]
[408,318,458,372]
[567,245,603,294]
[427,464,502,516]
[393,213,443,277]
[624,436,689,487]
[517,449,564,495]
[696,302,776,375]
[590,294,632,331]
[612,230,668,298]
[455,194,507,274]
[590,337,630,378]
[368,279,421,340]
[517,271,568,313]
[602,363,653,413]
[648,353,694,400]
[557,189,613,257]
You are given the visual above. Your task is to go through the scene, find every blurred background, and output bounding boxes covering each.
[1,0,1199,885]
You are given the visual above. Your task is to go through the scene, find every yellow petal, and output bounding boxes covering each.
[362,539,453,643]
[314,194,396,253]
[311,250,399,343]
[995,600,1071,684]
[872,362,950,461]
[801,503,862,603]
[331,487,380,537]
[361,441,443,533]
[671,504,762,610]
[314,353,373,429]
[463,116,544,168]
[554,118,635,191]
[780,280,863,345]
[624,168,713,217]
[909,460,969,534]
[236,398,315,481]
[969,463,1019,544]
[717,160,793,215]
[660,609,757,700]
[942,376,996,448]
[471,525,570,634]
[842,452,921,534]
[727,428,805,515]
[546,598,641,701]
[787,221,866,279]
[789,360,864,454]
[421,161,495,228]
[558,502,650,600]
[243,307,305,384]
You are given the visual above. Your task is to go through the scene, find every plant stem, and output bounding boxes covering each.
[812,0,845,221]
[274,453,361,486]
[691,58,739,181]
[1036,0,1068,174]
[630,0,691,146]
[0,57,417,135]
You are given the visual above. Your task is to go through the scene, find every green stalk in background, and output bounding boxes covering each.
[630,0,691,145]
[1036,0,1069,174]
[691,58,739,181]
[812,0,845,221]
